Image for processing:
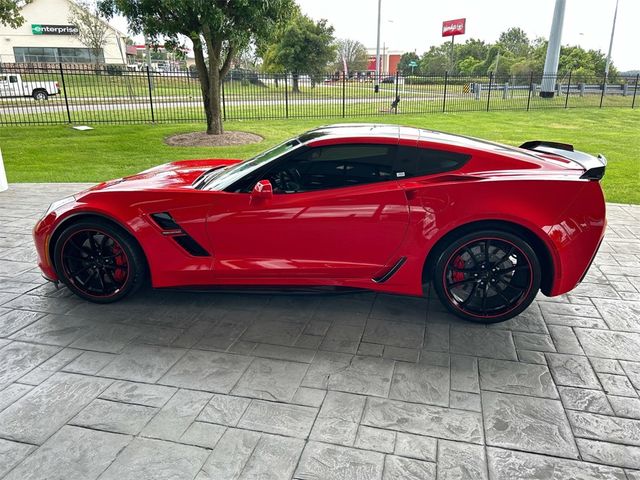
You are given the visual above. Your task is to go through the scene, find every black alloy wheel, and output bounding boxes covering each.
[433,230,541,323]
[54,220,146,303]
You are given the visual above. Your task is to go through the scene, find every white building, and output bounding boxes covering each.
[0,0,128,64]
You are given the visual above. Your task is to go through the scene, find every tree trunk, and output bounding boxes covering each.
[207,68,223,135]
[292,73,300,93]
[193,40,223,135]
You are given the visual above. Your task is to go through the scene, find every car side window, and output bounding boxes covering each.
[395,146,471,178]
[9,76,18,83]
[265,144,397,193]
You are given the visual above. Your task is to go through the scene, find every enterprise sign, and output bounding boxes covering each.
[31,24,80,35]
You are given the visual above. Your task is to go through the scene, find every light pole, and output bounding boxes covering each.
[375,0,382,93]
[541,0,566,98]
[605,0,620,81]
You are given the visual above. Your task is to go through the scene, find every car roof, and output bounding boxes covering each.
[299,123,549,162]
[299,123,493,149]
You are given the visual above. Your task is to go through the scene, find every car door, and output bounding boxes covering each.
[7,75,21,96]
[0,75,9,97]
[205,142,410,279]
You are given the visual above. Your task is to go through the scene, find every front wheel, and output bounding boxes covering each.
[432,230,541,323]
[53,220,146,303]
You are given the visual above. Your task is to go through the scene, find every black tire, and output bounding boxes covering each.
[432,229,541,323]
[32,90,48,100]
[53,219,146,303]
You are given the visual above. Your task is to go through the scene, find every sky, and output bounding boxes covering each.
[111,0,639,71]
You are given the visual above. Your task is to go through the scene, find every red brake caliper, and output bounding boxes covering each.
[112,244,126,282]
[452,256,466,282]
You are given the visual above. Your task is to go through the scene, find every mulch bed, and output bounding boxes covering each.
[165,131,263,147]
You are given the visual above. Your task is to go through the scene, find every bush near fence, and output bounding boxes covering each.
[0,63,638,126]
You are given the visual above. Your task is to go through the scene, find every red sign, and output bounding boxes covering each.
[442,18,466,37]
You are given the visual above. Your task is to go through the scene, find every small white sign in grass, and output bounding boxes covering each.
[0,149,8,192]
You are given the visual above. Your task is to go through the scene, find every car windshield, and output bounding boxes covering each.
[201,138,301,191]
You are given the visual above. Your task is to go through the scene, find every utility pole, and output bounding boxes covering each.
[605,0,620,80]
[541,0,566,98]
[144,35,153,89]
[375,0,382,93]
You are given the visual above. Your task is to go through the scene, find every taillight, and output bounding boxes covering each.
[55,82,59,89]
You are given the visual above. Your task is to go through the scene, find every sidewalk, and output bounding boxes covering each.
[0,184,639,479]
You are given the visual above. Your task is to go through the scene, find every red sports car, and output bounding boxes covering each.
[33,124,607,323]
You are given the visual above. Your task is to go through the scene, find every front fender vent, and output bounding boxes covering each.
[150,212,210,257]
[173,235,210,257]
[150,212,180,230]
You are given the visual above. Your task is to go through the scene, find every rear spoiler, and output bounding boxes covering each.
[519,141,607,181]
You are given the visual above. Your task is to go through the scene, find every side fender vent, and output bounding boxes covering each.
[150,211,210,257]
[150,212,180,230]
[173,235,210,257]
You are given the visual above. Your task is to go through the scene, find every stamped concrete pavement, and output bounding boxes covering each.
[1,184,640,479]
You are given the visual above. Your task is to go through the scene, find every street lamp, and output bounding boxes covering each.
[375,0,382,93]
[604,0,620,81]
[541,0,566,98]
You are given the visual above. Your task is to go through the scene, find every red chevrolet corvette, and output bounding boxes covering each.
[33,124,607,323]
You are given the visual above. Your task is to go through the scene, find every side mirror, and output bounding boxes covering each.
[251,179,273,201]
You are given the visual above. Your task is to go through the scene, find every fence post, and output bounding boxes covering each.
[58,62,72,124]
[526,72,533,111]
[442,71,448,113]
[221,75,227,121]
[599,76,606,109]
[394,70,399,114]
[342,72,346,118]
[633,74,639,109]
[474,82,481,101]
[486,72,493,112]
[284,73,289,119]
[564,70,572,109]
[146,66,155,123]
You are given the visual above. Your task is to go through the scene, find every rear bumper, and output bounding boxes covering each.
[547,183,606,296]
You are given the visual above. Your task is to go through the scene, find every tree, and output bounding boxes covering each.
[262,15,335,92]
[419,44,450,75]
[100,0,294,135]
[68,0,110,65]
[497,27,530,57]
[334,38,367,75]
[1,0,31,28]
[456,38,489,62]
[397,52,420,75]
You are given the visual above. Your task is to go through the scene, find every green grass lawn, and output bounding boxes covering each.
[1,108,638,203]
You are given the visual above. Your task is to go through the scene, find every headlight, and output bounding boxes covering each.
[44,196,75,216]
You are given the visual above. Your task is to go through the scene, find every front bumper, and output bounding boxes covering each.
[33,214,59,282]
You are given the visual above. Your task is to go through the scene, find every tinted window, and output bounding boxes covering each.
[266,144,396,193]
[395,146,470,178]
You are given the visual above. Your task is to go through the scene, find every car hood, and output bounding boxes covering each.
[84,159,242,193]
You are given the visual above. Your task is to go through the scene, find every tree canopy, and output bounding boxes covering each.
[261,14,335,91]
[99,0,294,134]
[0,0,31,28]
[417,27,616,79]
[335,38,368,75]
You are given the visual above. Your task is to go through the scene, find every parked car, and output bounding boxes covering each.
[33,124,607,323]
[0,73,59,100]
[381,76,395,84]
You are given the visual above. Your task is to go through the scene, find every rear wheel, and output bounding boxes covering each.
[53,220,146,303]
[432,230,541,323]
[33,90,48,101]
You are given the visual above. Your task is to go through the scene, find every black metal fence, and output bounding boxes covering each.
[0,63,638,126]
